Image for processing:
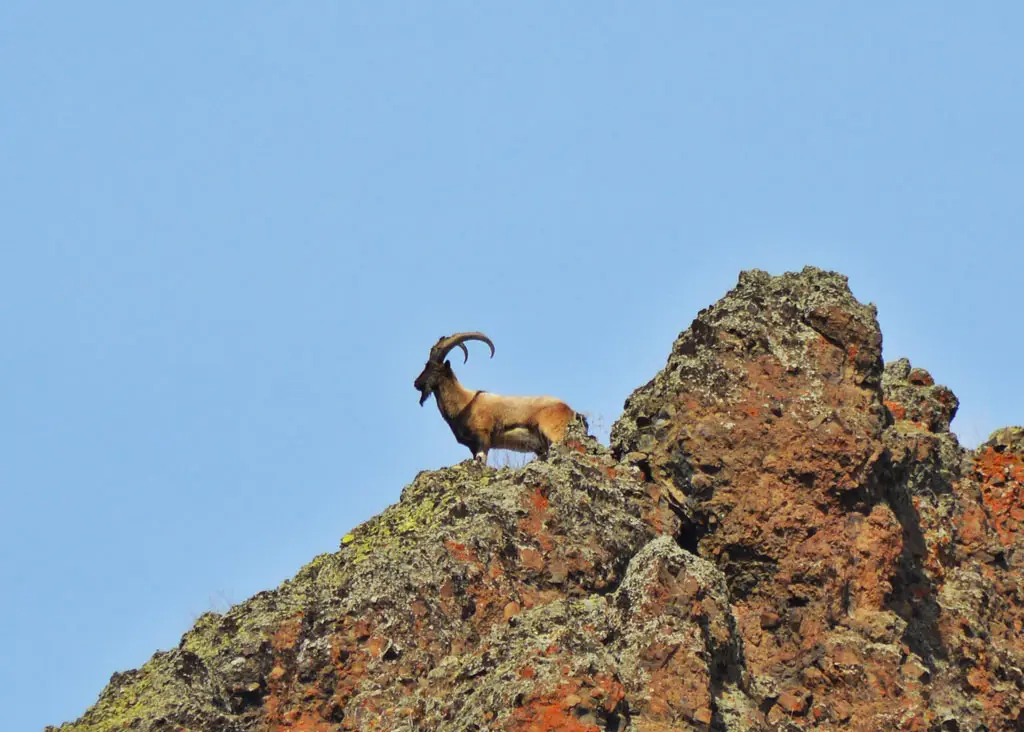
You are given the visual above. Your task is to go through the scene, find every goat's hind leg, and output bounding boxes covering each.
[534,429,552,459]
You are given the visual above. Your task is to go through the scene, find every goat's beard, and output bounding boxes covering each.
[418,389,430,406]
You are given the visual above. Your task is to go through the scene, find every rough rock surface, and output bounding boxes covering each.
[51,267,1024,731]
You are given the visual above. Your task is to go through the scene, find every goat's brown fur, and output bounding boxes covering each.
[414,333,574,463]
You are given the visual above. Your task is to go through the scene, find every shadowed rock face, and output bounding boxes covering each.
[51,267,1024,731]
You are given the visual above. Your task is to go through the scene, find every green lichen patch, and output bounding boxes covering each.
[341,464,478,566]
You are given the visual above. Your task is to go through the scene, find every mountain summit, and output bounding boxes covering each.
[51,268,1024,730]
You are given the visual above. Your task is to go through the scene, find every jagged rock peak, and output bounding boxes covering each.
[883,357,960,434]
[984,425,1024,453]
[611,265,884,465]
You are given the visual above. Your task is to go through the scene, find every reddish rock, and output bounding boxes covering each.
[613,268,919,725]
[519,546,546,572]
[776,688,809,716]
[908,367,935,387]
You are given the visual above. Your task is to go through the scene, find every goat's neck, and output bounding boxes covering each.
[434,374,476,421]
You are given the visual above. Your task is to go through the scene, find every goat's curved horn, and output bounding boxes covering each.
[431,332,495,363]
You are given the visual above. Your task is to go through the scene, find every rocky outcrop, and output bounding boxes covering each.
[51,267,1024,731]
[612,269,912,727]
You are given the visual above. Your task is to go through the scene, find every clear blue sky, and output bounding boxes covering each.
[3,5,1022,729]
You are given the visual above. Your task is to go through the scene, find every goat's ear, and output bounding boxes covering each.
[443,360,453,374]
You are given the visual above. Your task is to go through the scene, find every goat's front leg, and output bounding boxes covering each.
[467,435,490,465]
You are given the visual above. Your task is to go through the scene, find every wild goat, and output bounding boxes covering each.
[413,332,575,463]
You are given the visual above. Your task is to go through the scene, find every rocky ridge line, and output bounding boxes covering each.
[51,267,1024,731]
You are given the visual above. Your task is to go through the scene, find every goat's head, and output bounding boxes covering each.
[413,332,495,405]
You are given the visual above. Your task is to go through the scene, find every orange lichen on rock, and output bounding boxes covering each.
[519,486,554,550]
[973,445,1024,545]
[507,699,598,732]
[444,538,478,563]
[271,613,304,652]
[507,673,626,732]
[885,399,908,421]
